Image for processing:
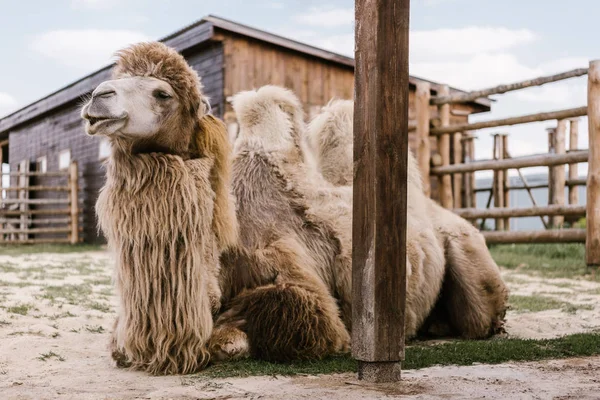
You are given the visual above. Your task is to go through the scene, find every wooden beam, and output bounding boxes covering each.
[454,205,586,219]
[569,119,580,206]
[483,229,586,244]
[416,81,431,197]
[492,135,504,230]
[431,150,588,175]
[352,0,409,382]
[438,85,453,208]
[587,60,600,267]
[1,186,70,192]
[430,106,587,136]
[432,68,588,105]
[501,135,510,230]
[0,209,73,216]
[453,131,463,208]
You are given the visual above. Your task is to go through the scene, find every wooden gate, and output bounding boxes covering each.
[0,161,80,244]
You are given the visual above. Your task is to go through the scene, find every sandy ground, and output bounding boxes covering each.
[1,250,600,399]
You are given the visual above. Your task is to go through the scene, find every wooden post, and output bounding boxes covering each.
[587,60,600,267]
[453,131,463,208]
[438,85,453,208]
[462,135,472,208]
[568,118,580,207]
[492,134,505,231]
[501,134,510,230]
[416,81,431,197]
[551,120,567,228]
[468,136,476,209]
[18,160,29,241]
[352,0,409,383]
[547,127,556,226]
[69,161,79,244]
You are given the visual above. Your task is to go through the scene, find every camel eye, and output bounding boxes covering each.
[154,90,172,100]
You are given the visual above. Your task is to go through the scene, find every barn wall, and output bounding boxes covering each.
[7,42,225,243]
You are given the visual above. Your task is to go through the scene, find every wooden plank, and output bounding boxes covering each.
[1,186,70,192]
[547,127,556,221]
[69,162,79,245]
[0,227,71,234]
[18,160,29,242]
[432,68,589,105]
[0,239,73,245]
[569,118,580,206]
[483,229,586,244]
[587,60,600,267]
[437,85,453,208]
[552,120,567,227]
[352,0,409,383]
[431,150,588,174]
[416,81,431,197]
[0,218,70,225]
[454,205,586,219]
[1,199,70,205]
[0,171,68,177]
[430,106,588,136]
[0,209,73,216]
[492,135,504,230]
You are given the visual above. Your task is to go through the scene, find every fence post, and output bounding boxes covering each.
[547,127,556,226]
[551,120,567,228]
[492,134,505,230]
[18,160,29,242]
[69,161,79,244]
[416,81,431,197]
[501,134,510,230]
[453,131,463,208]
[587,60,600,267]
[438,85,453,208]
[352,0,409,382]
[568,118,580,207]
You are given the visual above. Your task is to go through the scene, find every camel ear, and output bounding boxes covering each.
[195,114,238,250]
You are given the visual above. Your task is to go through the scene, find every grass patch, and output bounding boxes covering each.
[0,244,103,256]
[198,333,600,378]
[84,325,105,334]
[490,243,592,279]
[87,302,111,313]
[6,303,35,315]
[41,284,92,305]
[510,294,565,313]
[37,351,65,362]
[48,311,76,320]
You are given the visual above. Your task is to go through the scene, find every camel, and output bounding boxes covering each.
[305,99,508,339]
[81,42,237,375]
[207,85,447,362]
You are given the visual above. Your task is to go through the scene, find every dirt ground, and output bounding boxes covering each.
[1,249,600,399]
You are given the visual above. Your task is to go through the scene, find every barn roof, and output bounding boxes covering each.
[0,15,491,134]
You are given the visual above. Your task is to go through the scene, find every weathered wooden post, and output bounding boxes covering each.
[587,60,600,267]
[453,131,463,208]
[501,134,510,230]
[416,81,431,197]
[353,0,410,382]
[547,127,556,226]
[568,118,580,207]
[552,120,567,228]
[492,134,505,231]
[437,85,453,208]
[69,161,79,244]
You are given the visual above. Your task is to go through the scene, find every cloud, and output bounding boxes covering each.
[264,1,284,9]
[411,27,537,62]
[293,7,354,28]
[0,93,18,118]
[71,0,119,10]
[30,29,150,71]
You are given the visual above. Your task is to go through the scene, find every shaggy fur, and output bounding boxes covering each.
[306,99,508,339]
[91,42,237,374]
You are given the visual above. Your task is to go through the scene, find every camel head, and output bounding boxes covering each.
[81,41,213,157]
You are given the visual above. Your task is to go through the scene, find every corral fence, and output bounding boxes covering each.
[414,61,600,267]
[0,161,80,244]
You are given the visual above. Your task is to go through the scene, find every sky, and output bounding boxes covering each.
[0,0,597,178]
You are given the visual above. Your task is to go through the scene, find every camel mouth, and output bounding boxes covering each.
[84,113,127,135]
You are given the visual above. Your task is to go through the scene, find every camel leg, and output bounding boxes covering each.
[439,231,508,339]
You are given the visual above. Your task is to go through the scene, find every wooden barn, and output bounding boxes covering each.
[0,15,491,244]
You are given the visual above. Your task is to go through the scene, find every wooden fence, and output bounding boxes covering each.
[0,161,80,244]
[415,61,600,267]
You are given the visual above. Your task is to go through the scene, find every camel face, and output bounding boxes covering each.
[82,76,179,138]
